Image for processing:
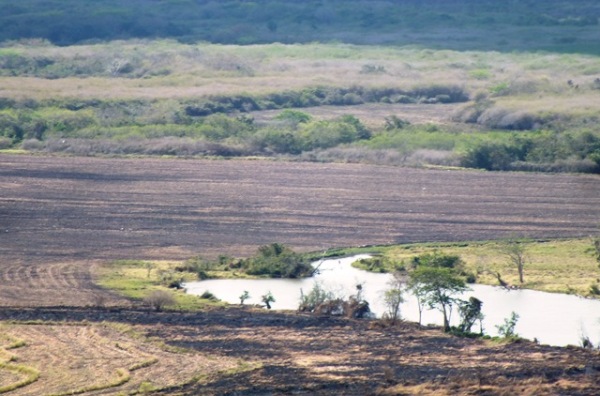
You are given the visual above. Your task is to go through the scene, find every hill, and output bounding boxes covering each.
[1,0,600,54]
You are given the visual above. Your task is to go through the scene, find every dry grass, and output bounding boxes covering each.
[0,322,241,395]
[2,41,599,106]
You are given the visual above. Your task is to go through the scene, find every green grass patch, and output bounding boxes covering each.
[343,238,600,297]
[97,260,226,311]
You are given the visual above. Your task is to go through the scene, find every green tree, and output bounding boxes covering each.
[239,290,250,305]
[409,267,468,331]
[261,291,275,309]
[496,311,519,338]
[457,297,484,334]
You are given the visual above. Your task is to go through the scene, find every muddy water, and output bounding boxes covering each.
[185,256,600,347]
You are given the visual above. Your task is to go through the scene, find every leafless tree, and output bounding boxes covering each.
[499,238,529,283]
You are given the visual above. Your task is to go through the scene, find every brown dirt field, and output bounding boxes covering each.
[0,307,599,396]
[1,154,599,307]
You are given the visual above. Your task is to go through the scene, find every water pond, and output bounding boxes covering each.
[185,255,600,347]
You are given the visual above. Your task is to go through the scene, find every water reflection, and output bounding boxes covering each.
[185,255,600,347]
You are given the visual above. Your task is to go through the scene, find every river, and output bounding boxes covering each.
[184,255,600,347]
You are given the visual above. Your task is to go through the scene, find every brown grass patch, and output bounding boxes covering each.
[0,322,240,395]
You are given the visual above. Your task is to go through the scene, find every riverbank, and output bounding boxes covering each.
[346,238,600,298]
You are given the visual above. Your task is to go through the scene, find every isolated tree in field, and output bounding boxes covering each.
[409,267,468,332]
[499,238,528,283]
[144,290,175,312]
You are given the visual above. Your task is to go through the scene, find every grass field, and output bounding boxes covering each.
[347,238,600,296]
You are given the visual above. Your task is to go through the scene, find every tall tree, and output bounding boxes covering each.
[409,267,468,331]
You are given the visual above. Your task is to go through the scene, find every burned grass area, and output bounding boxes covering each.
[2,306,598,396]
[0,154,599,307]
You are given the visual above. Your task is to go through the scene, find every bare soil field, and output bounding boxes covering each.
[1,154,599,306]
[0,307,599,396]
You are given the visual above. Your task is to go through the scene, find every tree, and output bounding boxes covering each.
[239,290,250,305]
[383,289,404,323]
[458,297,484,334]
[383,272,405,324]
[409,267,468,331]
[407,277,426,326]
[499,238,529,283]
[144,290,175,312]
[261,291,275,309]
[496,311,519,338]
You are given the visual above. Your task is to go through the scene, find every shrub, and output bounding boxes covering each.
[460,142,520,171]
[353,257,390,273]
[496,311,519,338]
[384,115,410,130]
[200,290,218,301]
[274,109,312,125]
[144,290,176,312]
[298,282,335,312]
[0,136,12,149]
[241,243,314,278]
[411,252,464,270]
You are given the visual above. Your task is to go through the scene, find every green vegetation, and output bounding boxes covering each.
[237,243,314,278]
[352,238,600,297]
[407,253,469,331]
[0,30,599,173]
[1,1,599,54]
[496,312,520,339]
[97,260,226,311]
[98,244,313,309]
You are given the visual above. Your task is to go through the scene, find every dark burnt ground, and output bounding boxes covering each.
[0,154,599,306]
[1,306,598,396]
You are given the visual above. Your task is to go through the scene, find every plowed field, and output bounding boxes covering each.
[1,154,600,395]
[0,154,599,306]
